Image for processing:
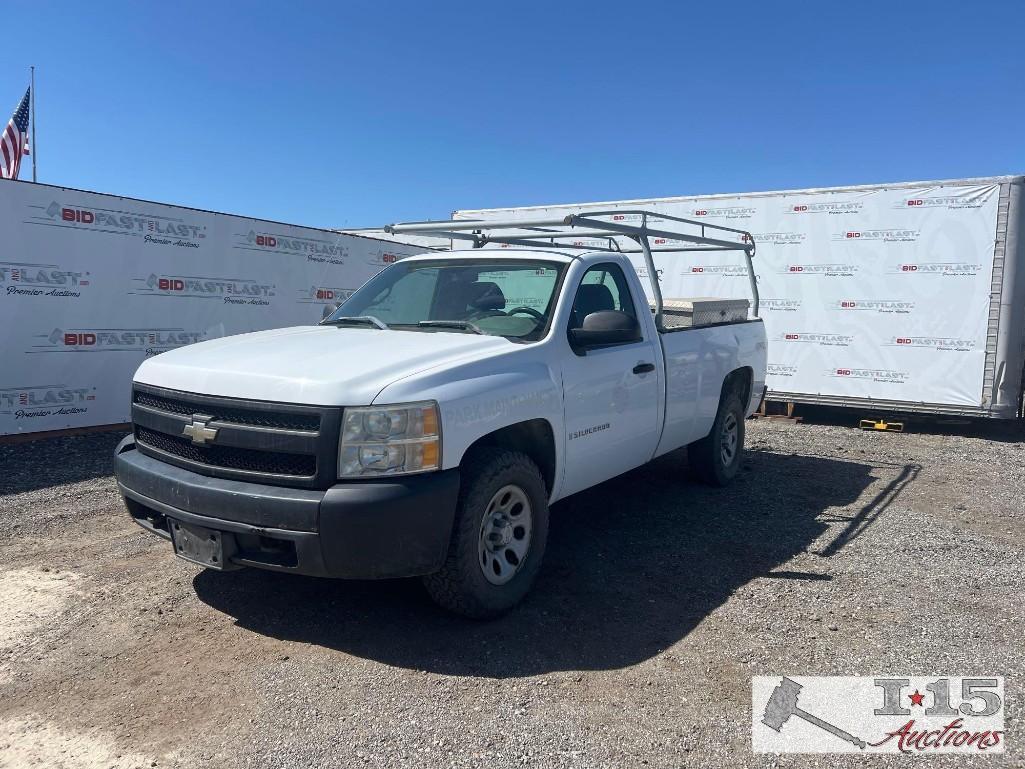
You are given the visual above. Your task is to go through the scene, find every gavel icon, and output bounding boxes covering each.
[762,677,867,749]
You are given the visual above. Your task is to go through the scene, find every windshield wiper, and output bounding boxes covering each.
[320,315,389,330]
[417,320,484,335]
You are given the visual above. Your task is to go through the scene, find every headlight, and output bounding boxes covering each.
[338,401,440,478]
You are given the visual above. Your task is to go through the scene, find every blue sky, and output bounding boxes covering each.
[2,1,1023,229]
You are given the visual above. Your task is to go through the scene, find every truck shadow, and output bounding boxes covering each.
[193,448,885,676]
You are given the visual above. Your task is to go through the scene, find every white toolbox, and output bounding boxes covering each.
[655,297,750,329]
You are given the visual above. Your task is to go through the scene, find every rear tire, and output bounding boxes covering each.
[688,386,745,486]
[422,447,549,619]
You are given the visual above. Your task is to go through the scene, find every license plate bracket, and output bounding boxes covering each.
[168,519,237,570]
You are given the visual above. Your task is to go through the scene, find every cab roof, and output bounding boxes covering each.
[400,248,581,264]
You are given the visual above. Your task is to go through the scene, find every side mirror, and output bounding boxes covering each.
[569,310,641,348]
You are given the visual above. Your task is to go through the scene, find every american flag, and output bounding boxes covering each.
[1,88,31,180]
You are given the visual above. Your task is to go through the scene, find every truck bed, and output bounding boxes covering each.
[654,317,767,458]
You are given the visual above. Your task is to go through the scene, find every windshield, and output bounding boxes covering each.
[327,259,566,341]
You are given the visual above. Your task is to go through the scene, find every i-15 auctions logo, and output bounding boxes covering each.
[753,676,1003,754]
[30,327,205,357]
[1,260,91,298]
[130,273,275,305]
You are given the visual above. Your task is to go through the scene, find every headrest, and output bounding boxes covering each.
[574,283,615,318]
[469,281,506,311]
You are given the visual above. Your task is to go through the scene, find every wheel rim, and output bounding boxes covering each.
[720,412,739,466]
[478,484,532,586]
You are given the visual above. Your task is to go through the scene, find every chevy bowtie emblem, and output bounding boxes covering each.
[182,415,218,445]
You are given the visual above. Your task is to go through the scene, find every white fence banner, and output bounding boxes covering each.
[1,181,425,436]
[456,183,1001,409]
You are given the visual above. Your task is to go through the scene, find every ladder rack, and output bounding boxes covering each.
[384,210,758,327]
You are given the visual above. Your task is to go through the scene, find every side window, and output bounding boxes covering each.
[571,263,637,329]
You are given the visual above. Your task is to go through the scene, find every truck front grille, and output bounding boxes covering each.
[131,384,341,488]
[136,427,318,478]
[133,390,321,432]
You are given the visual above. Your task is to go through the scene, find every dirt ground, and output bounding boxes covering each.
[1,415,1023,768]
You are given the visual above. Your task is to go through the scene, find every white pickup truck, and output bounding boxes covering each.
[115,211,767,617]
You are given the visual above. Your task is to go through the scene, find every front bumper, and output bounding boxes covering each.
[115,436,460,579]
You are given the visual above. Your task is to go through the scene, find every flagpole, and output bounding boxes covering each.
[30,66,37,182]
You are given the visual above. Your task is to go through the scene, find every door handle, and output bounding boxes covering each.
[632,362,655,375]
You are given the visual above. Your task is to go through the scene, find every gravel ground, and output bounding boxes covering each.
[0,415,1023,768]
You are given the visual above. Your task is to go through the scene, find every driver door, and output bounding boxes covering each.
[560,262,661,497]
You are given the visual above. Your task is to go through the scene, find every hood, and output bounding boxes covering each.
[134,325,513,405]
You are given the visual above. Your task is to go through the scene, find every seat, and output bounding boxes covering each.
[433,277,478,319]
[571,283,615,328]
[432,279,507,320]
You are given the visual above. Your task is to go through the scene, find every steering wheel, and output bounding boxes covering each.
[506,306,545,321]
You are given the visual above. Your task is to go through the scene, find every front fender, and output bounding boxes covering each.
[372,356,564,490]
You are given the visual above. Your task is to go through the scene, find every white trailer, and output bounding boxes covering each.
[454,176,1025,419]
[0,180,425,436]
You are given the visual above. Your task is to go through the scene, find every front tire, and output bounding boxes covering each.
[422,447,549,618]
[688,387,745,486]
